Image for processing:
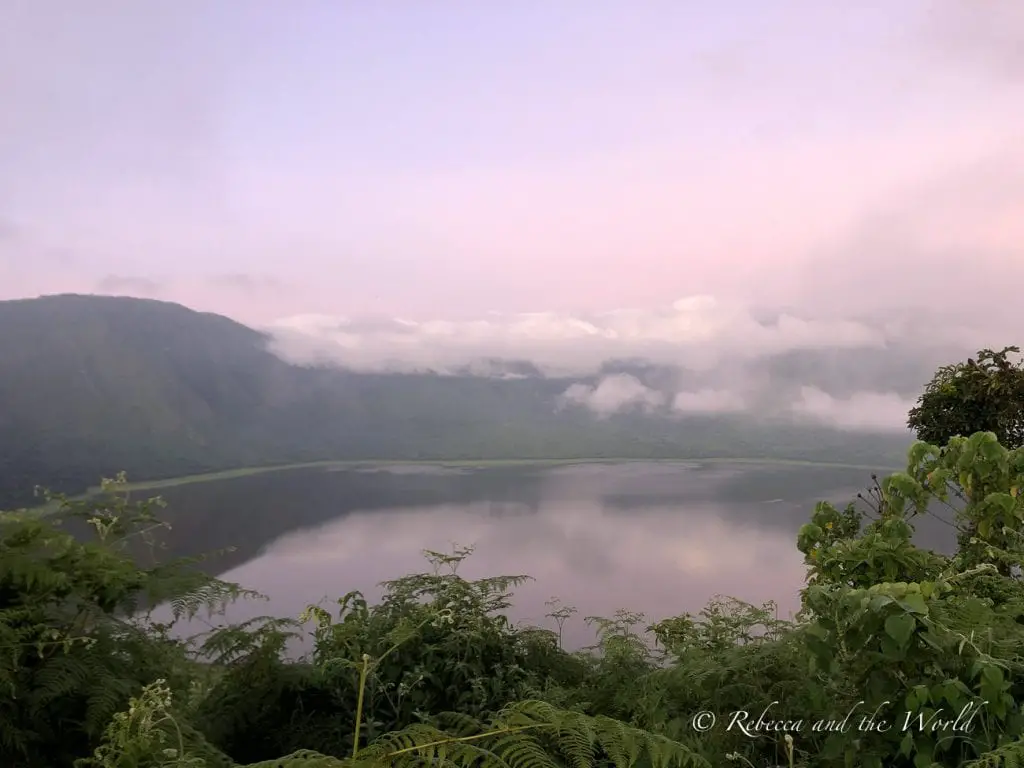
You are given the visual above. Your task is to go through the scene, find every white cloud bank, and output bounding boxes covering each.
[672,389,748,415]
[560,374,666,417]
[554,375,914,432]
[262,294,986,434]
[790,388,917,433]
[559,377,752,421]
[265,294,890,376]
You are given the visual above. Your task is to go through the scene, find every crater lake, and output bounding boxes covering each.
[134,459,952,649]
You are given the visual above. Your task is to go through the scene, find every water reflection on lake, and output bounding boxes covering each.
[144,460,951,650]
[224,500,800,650]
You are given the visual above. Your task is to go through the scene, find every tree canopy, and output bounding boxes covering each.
[907,346,1024,449]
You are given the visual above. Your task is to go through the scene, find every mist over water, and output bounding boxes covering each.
[146,461,955,651]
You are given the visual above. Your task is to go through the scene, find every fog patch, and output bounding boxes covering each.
[560,374,665,417]
[672,389,746,415]
[263,295,887,377]
[260,295,981,432]
[790,387,916,433]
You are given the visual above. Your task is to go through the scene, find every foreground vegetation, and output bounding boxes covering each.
[3,429,1024,768]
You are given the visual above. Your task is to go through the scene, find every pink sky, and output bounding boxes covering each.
[1,0,1021,330]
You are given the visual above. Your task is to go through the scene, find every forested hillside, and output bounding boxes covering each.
[0,294,912,508]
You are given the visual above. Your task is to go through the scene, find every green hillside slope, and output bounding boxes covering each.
[0,294,911,507]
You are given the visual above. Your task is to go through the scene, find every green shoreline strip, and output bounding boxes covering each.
[87,455,902,494]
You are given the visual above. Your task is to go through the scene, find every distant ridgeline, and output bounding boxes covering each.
[0,294,911,509]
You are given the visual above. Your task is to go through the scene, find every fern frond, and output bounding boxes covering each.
[241,749,350,767]
[355,699,709,768]
[966,739,1024,768]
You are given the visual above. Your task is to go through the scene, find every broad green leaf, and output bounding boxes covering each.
[884,613,916,647]
[899,592,929,615]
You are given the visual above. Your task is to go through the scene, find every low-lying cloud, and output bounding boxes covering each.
[790,388,917,434]
[262,294,987,434]
[672,388,747,416]
[553,374,914,433]
[266,295,895,376]
[560,374,666,417]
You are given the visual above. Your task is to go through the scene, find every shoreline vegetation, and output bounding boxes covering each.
[14,456,904,518]
[82,456,904,495]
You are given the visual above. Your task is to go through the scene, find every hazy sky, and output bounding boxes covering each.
[1,1,1021,389]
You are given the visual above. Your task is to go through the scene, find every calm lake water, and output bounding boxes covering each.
[142,460,953,649]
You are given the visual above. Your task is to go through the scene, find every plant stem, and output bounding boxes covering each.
[352,653,371,759]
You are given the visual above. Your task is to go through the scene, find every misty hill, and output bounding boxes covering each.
[0,294,914,508]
